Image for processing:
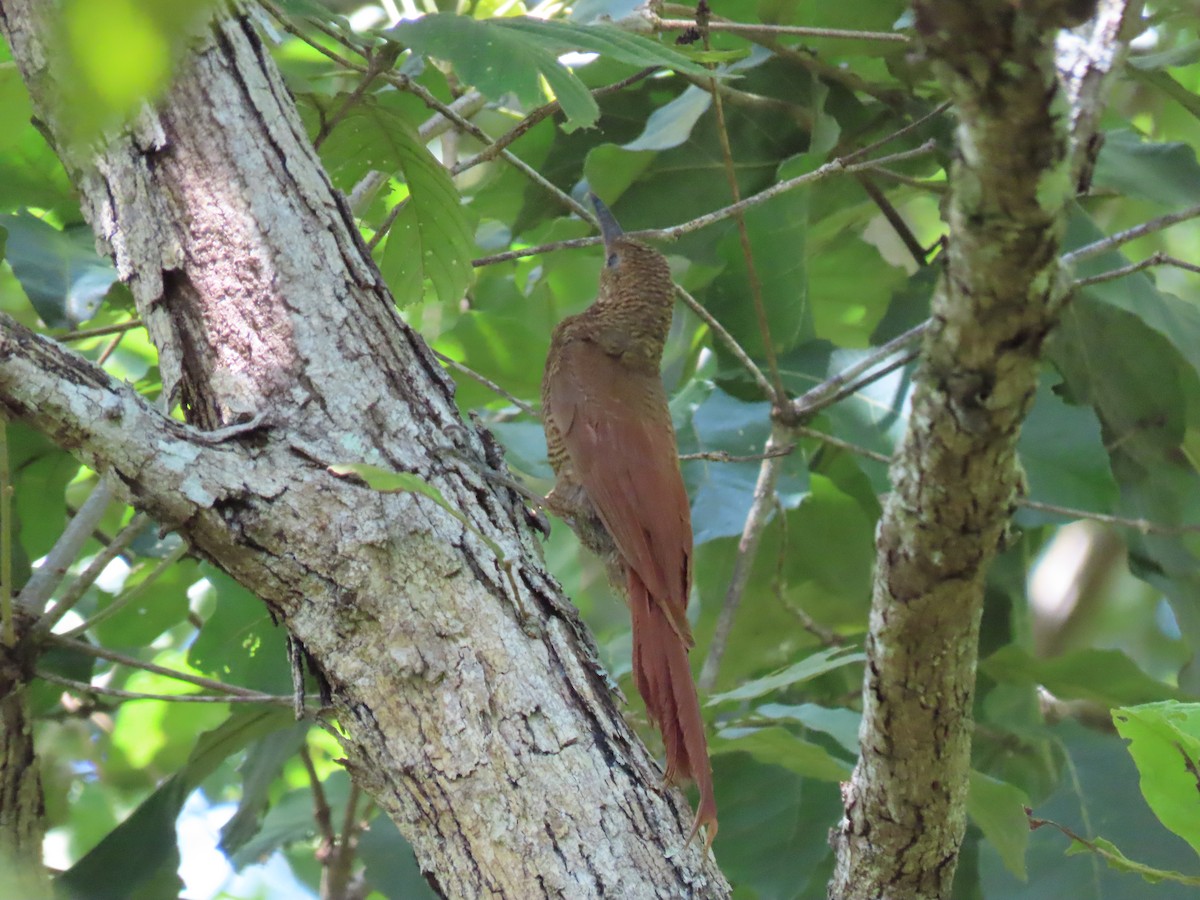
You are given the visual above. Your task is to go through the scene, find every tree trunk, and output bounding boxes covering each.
[0,616,49,896]
[829,1,1134,897]
[0,1,729,895]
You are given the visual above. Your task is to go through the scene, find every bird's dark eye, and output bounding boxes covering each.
[606,251,619,268]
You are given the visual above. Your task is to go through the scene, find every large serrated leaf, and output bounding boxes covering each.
[391,15,718,132]
[328,100,473,308]
[391,14,599,130]
[494,17,716,78]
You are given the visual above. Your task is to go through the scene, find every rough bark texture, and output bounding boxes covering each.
[0,616,49,894]
[828,2,1129,898]
[0,1,730,895]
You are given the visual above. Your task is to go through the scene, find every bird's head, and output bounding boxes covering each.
[589,193,673,305]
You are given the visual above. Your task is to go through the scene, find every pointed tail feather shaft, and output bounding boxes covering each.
[629,571,718,846]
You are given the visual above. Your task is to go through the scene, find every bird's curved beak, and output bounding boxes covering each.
[589,193,624,248]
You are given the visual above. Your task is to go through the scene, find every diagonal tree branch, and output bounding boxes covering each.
[0,2,730,894]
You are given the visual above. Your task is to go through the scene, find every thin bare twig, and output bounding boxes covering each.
[674,71,812,128]
[1019,498,1200,535]
[698,8,787,408]
[770,496,842,646]
[1062,203,1200,267]
[698,422,791,692]
[302,743,337,847]
[856,174,930,268]
[36,512,152,635]
[58,318,145,342]
[326,782,364,899]
[432,349,539,418]
[46,634,272,698]
[262,0,367,68]
[793,425,892,464]
[1073,251,1200,288]
[57,542,190,640]
[790,323,927,420]
[653,142,938,242]
[451,67,660,176]
[471,142,939,267]
[95,330,125,367]
[680,446,794,463]
[313,45,400,150]
[1028,814,1200,887]
[675,284,775,401]
[863,166,947,191]
[650,15,909,42]
[388,74,591,223]
[17,477,114,614]
[821,350,918,411]
[841,101,951,164]
[36,672,291,705]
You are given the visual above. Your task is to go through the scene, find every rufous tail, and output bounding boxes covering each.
[629,572,718,847]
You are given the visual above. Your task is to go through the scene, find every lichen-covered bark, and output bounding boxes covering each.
[0,1,729,895]
[828,2,1126,898]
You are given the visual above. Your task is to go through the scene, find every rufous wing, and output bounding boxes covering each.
[545,337,693,640]
[546,337,717,844]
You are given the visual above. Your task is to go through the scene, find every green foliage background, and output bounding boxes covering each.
[3,0,1200,897]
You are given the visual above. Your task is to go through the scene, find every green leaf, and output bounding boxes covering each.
[57,709,293,899]
[703,168,810,358]
[1114,702,1200,861]
[9,422,79,565]
[231,771,352,869]
[1092,130,1200,208]
[391,15,600,129]
[968,770,1030,880]
[622,85,711,152]
[709,752,839,900]
[189,566,292,694]
[218,722,311,859]
[708,645,865,705]
[1,211,117,327]
[981,646,1179,707]
[94,556,197,648]
[494,18,717,75]
[713,726,851,781]
[807,236,905,348]
[1065,835,1200,885]
[781,474,876,618]
[680,387,807,544]
[358,813,439,899]
[323,100,475,308]
[1067,211,1200,382]
[329,462,460,506]
[755,703,861,754]
[1016,374,1119,524]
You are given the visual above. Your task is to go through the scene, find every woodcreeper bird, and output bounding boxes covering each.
[541,194,717,845]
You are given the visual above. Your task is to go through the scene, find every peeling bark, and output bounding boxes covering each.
[0,1,729,895]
